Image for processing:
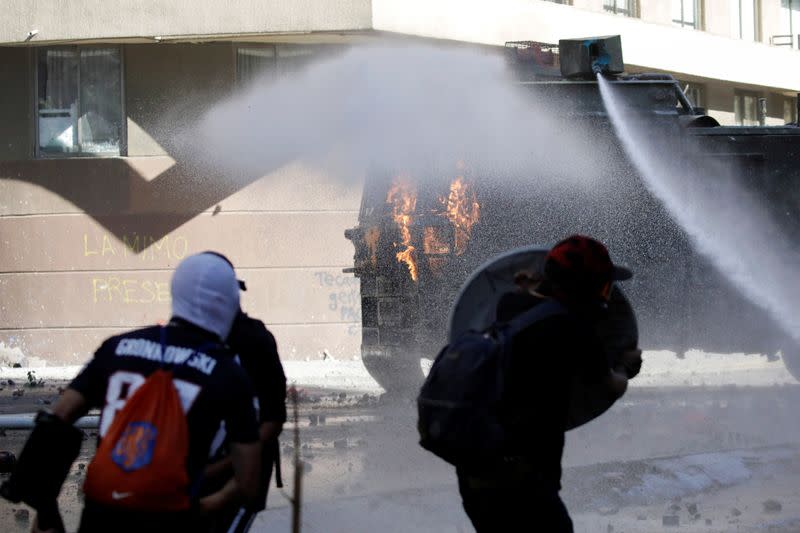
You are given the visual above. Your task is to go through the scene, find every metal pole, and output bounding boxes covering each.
[0,414,99,430]
[758,97,767,126]
[291,386,302,533]
[795,93,799,124]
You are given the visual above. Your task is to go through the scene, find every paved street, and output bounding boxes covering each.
[1,379,799,532]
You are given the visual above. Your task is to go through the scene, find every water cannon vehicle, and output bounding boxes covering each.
[345,36,800,392]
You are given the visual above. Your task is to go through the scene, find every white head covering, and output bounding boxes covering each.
[170,253,240,340]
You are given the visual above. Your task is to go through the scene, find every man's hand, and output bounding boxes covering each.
[616,349,643,379]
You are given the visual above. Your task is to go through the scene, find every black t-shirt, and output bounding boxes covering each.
[227,313,287,425]
[496,292,610,488]
[70,323,260,494]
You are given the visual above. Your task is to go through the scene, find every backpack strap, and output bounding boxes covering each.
[505,298,566,338]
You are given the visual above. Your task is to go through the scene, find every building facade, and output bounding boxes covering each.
[1,0,798,366]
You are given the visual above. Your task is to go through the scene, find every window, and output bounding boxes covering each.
[730,0,758,41]
[604,0,637,16]
[734,91,760,126]
[783,97,797,124]
[673,0,701,29]
[236,44,343,87]
[774,0,800,49]
[36,47,124,157]
[681,82,705,109]
[236,46,277,86]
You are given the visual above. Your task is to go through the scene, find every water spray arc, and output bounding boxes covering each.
[597,74,800,346]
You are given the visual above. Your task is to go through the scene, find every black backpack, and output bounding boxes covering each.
[417,299,565,466]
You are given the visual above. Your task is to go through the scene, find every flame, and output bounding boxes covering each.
[442,175,481,255]
[386,178,418,281]
[364,227,380,267]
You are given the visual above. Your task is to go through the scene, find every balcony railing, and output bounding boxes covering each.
[770,34,795,47]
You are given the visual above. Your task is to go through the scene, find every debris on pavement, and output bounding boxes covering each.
[662,515,679,527]
[763,499,783,513]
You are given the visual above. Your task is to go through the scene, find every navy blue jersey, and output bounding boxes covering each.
[70,323,260,489]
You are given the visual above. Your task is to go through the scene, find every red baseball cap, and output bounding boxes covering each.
[543,235,632,295]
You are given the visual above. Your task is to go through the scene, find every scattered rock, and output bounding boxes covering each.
[12,389,24,397]
[12,363,21,369]
[57,386,65,394]
[731,508,742,517]
[763,499,782,513]
[338,392,347,402]
[333,439,347,449]
[662,515,679,527]
[77,463,86,471]
[13,508,29,523]
[686,503,698,515]
[597,506,619,516]
[7,379,14,386]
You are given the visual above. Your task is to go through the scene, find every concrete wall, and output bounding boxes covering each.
[705,0,736,37]
[372,0,800,91]
[1,0,372,44]
[640,0,672,25]
[0,42,363,366]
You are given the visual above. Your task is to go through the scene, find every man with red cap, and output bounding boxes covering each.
[457,235,642,532]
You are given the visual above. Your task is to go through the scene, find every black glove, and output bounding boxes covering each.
[0,411,82,517]
[615,349,642,379]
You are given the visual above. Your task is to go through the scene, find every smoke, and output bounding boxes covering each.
[598,75,800,345]
[179,43,603,187]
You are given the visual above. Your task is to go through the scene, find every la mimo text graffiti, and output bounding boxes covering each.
[83,233,189,261]
[91,277,171,304]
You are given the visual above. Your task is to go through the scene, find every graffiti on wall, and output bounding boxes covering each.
[84,232,189,305]
[83,233,189,261]
[314,271,361,336]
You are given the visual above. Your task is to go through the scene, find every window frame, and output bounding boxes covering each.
[680,81,705,110]
[604,0,638,17]
[774,0,799,49]
[734,89,761,126]
[673,0,703,29]
[234,43,278,88]
[33,45,127,159]
[731,0,760,41]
